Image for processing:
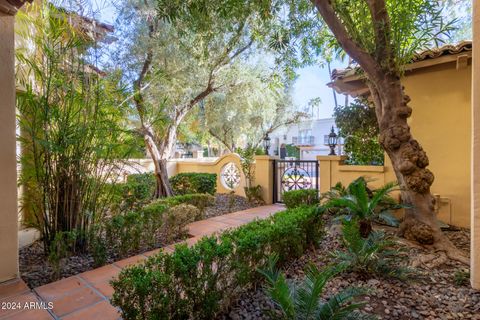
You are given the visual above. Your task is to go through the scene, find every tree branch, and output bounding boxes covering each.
[312,0,383,82]
[133,3,157,127]
[208,127,234,152]
[365,0,392,64]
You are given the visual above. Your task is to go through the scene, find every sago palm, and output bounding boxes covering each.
[326,178,400,237]
[333,220,413,280]
[259,255,375,320]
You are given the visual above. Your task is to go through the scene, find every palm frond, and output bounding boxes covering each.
[295,264,338,319]
[377,211,399,227]
[317,287,370,320]
[258,254,295,319]
[368,181,399,212]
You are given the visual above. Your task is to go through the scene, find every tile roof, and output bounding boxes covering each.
[331,40,472,81]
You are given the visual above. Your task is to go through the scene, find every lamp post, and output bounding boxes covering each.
[328,126,338,156]
[263,133,271,155]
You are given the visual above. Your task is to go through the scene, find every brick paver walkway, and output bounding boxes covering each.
[0,204,284,320]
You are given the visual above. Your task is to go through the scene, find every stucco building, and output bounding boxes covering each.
[268,117,343,160]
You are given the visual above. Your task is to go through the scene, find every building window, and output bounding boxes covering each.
[323,135,329,145]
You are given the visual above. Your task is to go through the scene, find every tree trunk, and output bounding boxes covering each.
[369,76,467,263]
[143,126,173,198]
[359,219,372,238]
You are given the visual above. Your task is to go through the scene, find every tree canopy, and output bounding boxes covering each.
[334,100,384,165]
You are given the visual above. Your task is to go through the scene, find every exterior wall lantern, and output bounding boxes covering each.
[263,133,271,155]
[328,126,338,156]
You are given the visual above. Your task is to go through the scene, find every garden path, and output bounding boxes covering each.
[0,204,284,320]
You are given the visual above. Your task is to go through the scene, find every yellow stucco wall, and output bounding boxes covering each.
[318,156,390,192]
[173,154,276,204]
[404,62,472,227]
[175,154,247,197]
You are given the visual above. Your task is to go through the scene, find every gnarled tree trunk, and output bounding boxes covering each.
[368,76,467,263]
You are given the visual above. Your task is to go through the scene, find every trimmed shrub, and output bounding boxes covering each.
[111,206,324,320]
[103,200,199,259]
[170,173,217,195]
[164,204,198,242]
[283,189,319,209]
[154,193,215,220]
[104,203,167,258]
[122,173,156,210]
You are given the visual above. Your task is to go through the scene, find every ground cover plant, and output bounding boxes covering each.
[111,206,325,320]
[221,223,479,320]
[260,255,374,320]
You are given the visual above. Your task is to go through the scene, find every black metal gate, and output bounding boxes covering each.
[273,160,319,203]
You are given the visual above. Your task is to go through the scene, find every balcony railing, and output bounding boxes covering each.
[292,136,315,146]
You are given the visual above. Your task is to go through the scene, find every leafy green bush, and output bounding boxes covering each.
[122,173,156,210]
[260,255,373,320]
[333,220,412,280]
[283,189,319,209]
[154,193,215,220]
[164,204,197,242]
[111,206,325,320]
[104,203,167,258]
[101,199,199,260]
[169,173,217,195]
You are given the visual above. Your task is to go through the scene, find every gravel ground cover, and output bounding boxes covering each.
[222,218,480,320]
[204,193,258,218]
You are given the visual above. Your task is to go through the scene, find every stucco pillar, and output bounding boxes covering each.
[0,4,19,283]
[317,155,347,193]
[471,0,480,289]
[254,155,278,204]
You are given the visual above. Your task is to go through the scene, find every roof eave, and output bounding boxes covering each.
[330,50,473,97]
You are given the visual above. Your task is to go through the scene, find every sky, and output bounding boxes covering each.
[292,62,345,119]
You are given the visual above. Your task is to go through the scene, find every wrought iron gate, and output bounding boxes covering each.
[273,160,319,203]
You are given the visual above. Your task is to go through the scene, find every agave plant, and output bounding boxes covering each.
[325,178,401,237]
[259,255,375,320]
[333,220,413,280]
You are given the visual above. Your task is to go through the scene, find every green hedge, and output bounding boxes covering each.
[104,203,168,258]
[111,206,325,320]
[153,193,215,220]
[169,173,217,195]
[122,173,156,210]
[283,189,319,209]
